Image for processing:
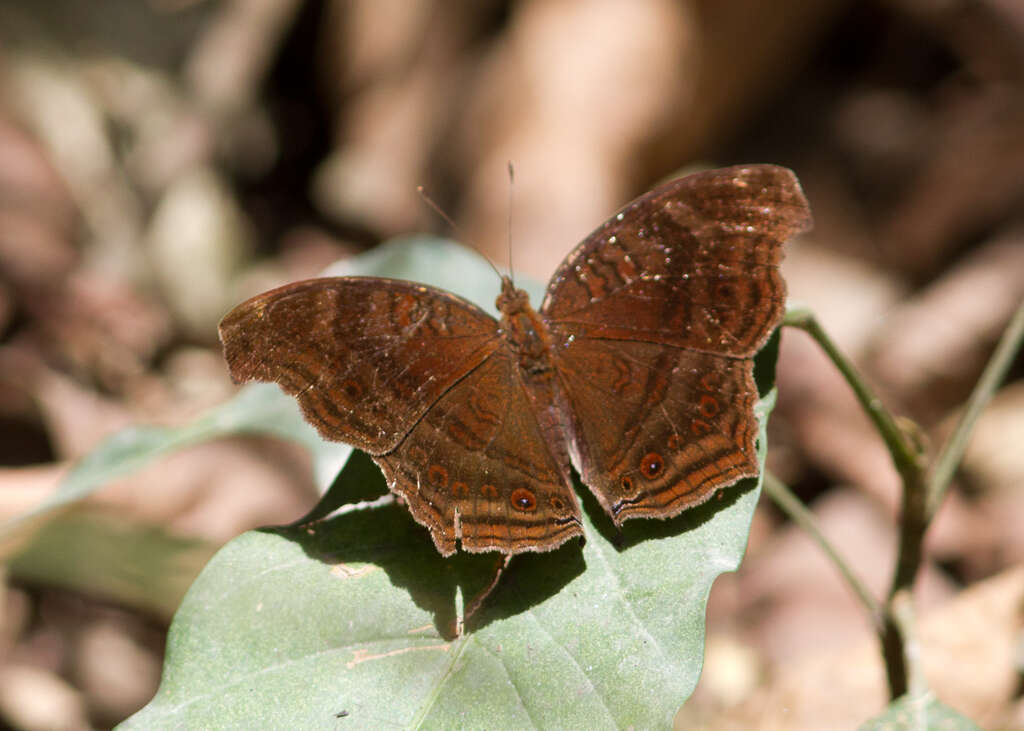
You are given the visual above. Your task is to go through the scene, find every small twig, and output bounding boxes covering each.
[926,300,1024,518]
[763,473,884,631]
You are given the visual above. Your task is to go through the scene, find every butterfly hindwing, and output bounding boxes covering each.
[375,351,583,556]
[555,339,760,523]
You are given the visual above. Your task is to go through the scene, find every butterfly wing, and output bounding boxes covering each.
[541,165,812,522]
[220,276,583,555]
[375,350,583,556]
[220,277,502,454]
[551,339,763,522]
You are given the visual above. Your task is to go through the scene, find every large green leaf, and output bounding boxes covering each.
[6,235,776,727]
[121,387,775,728]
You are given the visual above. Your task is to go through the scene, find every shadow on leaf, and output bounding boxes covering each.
[573,469,754,553]
[270,442,757,638]
[276,451,585,638]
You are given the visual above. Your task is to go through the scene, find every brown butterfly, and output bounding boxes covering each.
[219,165,811,557]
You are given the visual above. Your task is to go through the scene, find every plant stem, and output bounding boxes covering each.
[783,307,927,698]
[783,301,1024,703]
[784,306,924,479]
[926,300,1024,518]
[889,590,926,698]
[763,472,884,632]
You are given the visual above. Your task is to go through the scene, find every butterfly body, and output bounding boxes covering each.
[220,165,812,557]
[496,277,556,375]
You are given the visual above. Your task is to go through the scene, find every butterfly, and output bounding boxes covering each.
[219,165,812,557]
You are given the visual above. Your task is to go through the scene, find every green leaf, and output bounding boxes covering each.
[122,384,775,728]
[859,693,982,730]
[0,382,349,542]
[8,510,216,619]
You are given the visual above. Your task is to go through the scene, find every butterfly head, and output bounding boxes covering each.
[495,275,531,317]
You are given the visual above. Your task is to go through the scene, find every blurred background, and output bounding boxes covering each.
[0,0,1022,728]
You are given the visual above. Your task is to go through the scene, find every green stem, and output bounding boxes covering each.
[881,616,908,700]
[783,306,927,699]
[889,590,927,698]
[926,300,1024,518]
[885,471,928,702]
[783,301,1024,703]
[784,306,923,478]
[763,472,884,632]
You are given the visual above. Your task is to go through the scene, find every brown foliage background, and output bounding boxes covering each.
[0,1,1021,728]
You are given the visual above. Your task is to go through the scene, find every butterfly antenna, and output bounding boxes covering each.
[417,185,503,281]
[506,162,515,284]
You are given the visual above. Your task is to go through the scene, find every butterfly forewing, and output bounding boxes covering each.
[543,165,811,522]
[541,165,810,356]
[219,277,502,454]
